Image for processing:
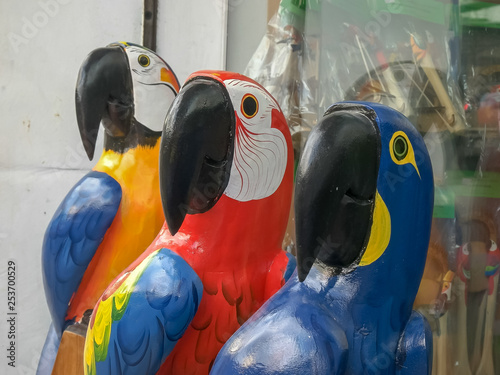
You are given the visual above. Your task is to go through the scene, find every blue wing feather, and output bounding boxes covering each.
[94,248,203,375]
[396,310,433,375]
[42,171,121,336]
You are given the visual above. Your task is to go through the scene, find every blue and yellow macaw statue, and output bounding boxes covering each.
[37,42,179,374]
[211,102,434,375]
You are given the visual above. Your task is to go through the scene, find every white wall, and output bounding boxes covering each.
[0,1,227,373]
[226,0,268,73]
[158,0,229,82]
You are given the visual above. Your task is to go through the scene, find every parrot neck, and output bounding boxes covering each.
[103,119,161,155]
[151,178,293,272]
[301,239,423,337]
[93,140,161,187]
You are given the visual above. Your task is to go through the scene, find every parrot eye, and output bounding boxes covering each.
[490,240,497,252]
[241,94,259,119]
[138,54,151,67]
[393,135,408,161]
[462,243,470,256]
[388,131,420,177]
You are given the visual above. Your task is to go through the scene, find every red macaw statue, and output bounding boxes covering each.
[83,71,296,375]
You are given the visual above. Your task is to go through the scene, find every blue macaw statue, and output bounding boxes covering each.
[211,102,434,375]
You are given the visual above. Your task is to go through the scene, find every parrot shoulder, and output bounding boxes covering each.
[42,170,121,334]
[395,310,433,375]
[264,250,296,300]
[211,280,348,374]
[86,248,203,375]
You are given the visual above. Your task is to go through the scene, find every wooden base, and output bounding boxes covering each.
[51,325,86,375]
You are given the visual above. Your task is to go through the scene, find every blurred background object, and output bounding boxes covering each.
[244,1,500,373]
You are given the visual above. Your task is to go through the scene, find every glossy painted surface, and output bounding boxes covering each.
[211,102,434,374]
[75,42,180,159]
[42,171,121,336]
[84,71,295,375]
[84,248,203,375]
[66,143,167,323]
[40,42,179,371]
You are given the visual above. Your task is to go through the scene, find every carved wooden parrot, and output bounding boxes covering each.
[38,42,179,374]
[211,102,435,375]
[83,71,296,375]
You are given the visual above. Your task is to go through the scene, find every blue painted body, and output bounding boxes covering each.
[89,251,294,375]
[283,252,297,282]
[395,311,433,375]
[41,170,121,336]
[211,103,434,374]
[93,248,203,374]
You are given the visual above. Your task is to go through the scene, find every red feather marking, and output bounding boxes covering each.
[221,271,242,305]
[264,251,291,299]
[215,305,241,344]
[195,326,216,363]
[236,281,255,325]
[202,272,219,295]
[158,269,263,374]
[190,295,212,331]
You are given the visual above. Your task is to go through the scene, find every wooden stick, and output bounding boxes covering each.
[437,313,448,375]
[410,35,465,131]
[436,271,454,375]
[476,273,499,375]
[433,332,438,375]
[454,277,473,375]
[395,60,451,132]
[471,292,487,372]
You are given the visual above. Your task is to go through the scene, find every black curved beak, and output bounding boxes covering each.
[295,103,381,281]
[75,45,133,160]
[160,77,235,235]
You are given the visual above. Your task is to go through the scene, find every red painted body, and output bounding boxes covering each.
[93,71,294,375]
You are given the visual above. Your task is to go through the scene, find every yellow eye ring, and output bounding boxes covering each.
[389,131,420,178]
[241,94,259,119]
[138,54,150,67]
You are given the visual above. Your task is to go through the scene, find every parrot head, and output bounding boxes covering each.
[295,102,433,305]
[75,42,180,160]
[159,71,293,254]
[457,220,500,295]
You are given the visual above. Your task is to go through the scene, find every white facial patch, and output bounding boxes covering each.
[223,79,288,202]
[123,45,177,132]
